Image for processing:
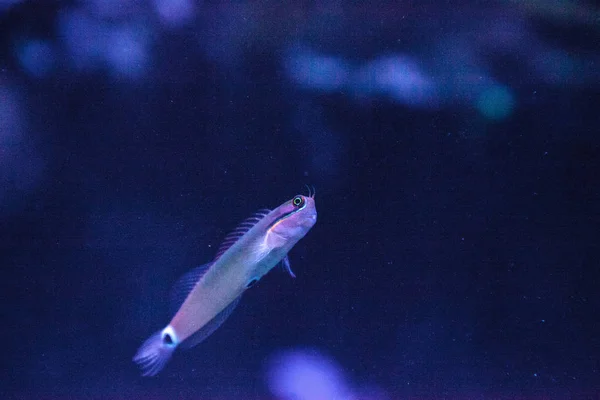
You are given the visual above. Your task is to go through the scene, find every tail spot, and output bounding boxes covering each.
[163,334,174,345]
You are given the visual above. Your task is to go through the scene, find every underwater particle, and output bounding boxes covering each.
[476,84,515,120]
[15,39,56,78]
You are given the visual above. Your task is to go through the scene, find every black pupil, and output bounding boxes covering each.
[294,197,302,206]
[163,334,173,345]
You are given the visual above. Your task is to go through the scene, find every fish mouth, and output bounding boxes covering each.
[302,212,317,227]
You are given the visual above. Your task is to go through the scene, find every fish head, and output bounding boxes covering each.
[268,194,317,240]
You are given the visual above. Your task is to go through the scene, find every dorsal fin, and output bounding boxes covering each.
[169,263,213,315]
[214,209,271,260]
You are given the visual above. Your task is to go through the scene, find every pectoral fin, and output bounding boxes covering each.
[281,255,295,278]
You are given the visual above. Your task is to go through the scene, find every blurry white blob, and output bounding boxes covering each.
[0,80,43,217]
[15,39,56,78]
[58,9,150,79]
[284,47,350,92]
[266,349,354,400]
[353,55,437,107]
[153,0,196,27]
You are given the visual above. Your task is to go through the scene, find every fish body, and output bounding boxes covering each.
[133,192,317,376]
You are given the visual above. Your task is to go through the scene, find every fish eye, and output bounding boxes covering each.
[292,195,305,208]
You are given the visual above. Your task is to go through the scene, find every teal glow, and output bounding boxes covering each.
[476,85,515,120]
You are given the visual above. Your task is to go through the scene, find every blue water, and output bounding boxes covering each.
[1,1,599,399]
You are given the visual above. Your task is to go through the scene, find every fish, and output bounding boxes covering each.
[133,189,317,376]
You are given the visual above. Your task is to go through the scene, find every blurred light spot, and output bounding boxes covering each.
[58,9,106,72]
[476,85,515,120]
[285,47,349,92]
[15,39,56,78]
[153,0,196,27]
[266,349,352,400]
[105,25,149,79]
[353,55,437,107]
[58,9,150,79]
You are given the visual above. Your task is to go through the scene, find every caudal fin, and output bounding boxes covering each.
[133,329,177,377]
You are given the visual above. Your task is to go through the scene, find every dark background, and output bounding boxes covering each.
[1,1,599,399]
